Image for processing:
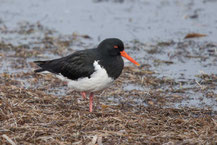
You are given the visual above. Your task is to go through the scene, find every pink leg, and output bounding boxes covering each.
[89,92,94,112]
[81,92,86,99]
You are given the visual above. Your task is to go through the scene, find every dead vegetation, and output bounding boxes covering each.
[0,86,216,144]
[0,69,216,144]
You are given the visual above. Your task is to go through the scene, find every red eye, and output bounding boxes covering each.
[114,45,118,48]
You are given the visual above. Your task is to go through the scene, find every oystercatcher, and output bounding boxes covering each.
[34,38,139,112]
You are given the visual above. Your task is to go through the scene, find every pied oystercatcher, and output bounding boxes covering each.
[34,38,139,112]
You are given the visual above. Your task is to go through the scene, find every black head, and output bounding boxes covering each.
[97,38,124,56]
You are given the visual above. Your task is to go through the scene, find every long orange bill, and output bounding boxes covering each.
[120,51,140,66]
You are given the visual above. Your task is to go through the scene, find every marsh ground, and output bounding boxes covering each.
[0,0,217,144]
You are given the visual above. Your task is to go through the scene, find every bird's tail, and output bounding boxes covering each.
[34,61,47,73]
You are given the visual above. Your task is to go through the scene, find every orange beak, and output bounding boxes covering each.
[120,51,140,66]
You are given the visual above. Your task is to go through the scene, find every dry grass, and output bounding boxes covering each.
[0,71,216,145]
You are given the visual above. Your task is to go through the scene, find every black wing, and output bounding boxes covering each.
[34,50,96,80]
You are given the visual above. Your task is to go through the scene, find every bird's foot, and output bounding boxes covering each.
[89,92,94,112]
[81,92,87,99]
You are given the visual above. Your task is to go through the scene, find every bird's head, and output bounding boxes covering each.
[98,38,140,66]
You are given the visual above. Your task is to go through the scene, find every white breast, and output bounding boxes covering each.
[56,61,114,92]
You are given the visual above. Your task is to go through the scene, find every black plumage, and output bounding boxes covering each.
[34,38,124,80]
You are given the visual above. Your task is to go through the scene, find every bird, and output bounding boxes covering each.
[34,38,140,112]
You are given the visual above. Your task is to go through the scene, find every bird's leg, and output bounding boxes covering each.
[81,92,86,99]
[89,92,94,112]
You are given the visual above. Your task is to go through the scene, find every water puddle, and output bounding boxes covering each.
[1,0,217,43]
[174,94,217,111]
[123,84,144,91]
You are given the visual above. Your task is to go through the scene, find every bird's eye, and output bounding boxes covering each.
[114,45,118,48]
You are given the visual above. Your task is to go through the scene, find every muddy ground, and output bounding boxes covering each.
[0,0,217,144]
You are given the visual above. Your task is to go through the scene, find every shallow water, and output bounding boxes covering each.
[0,0,217,42]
